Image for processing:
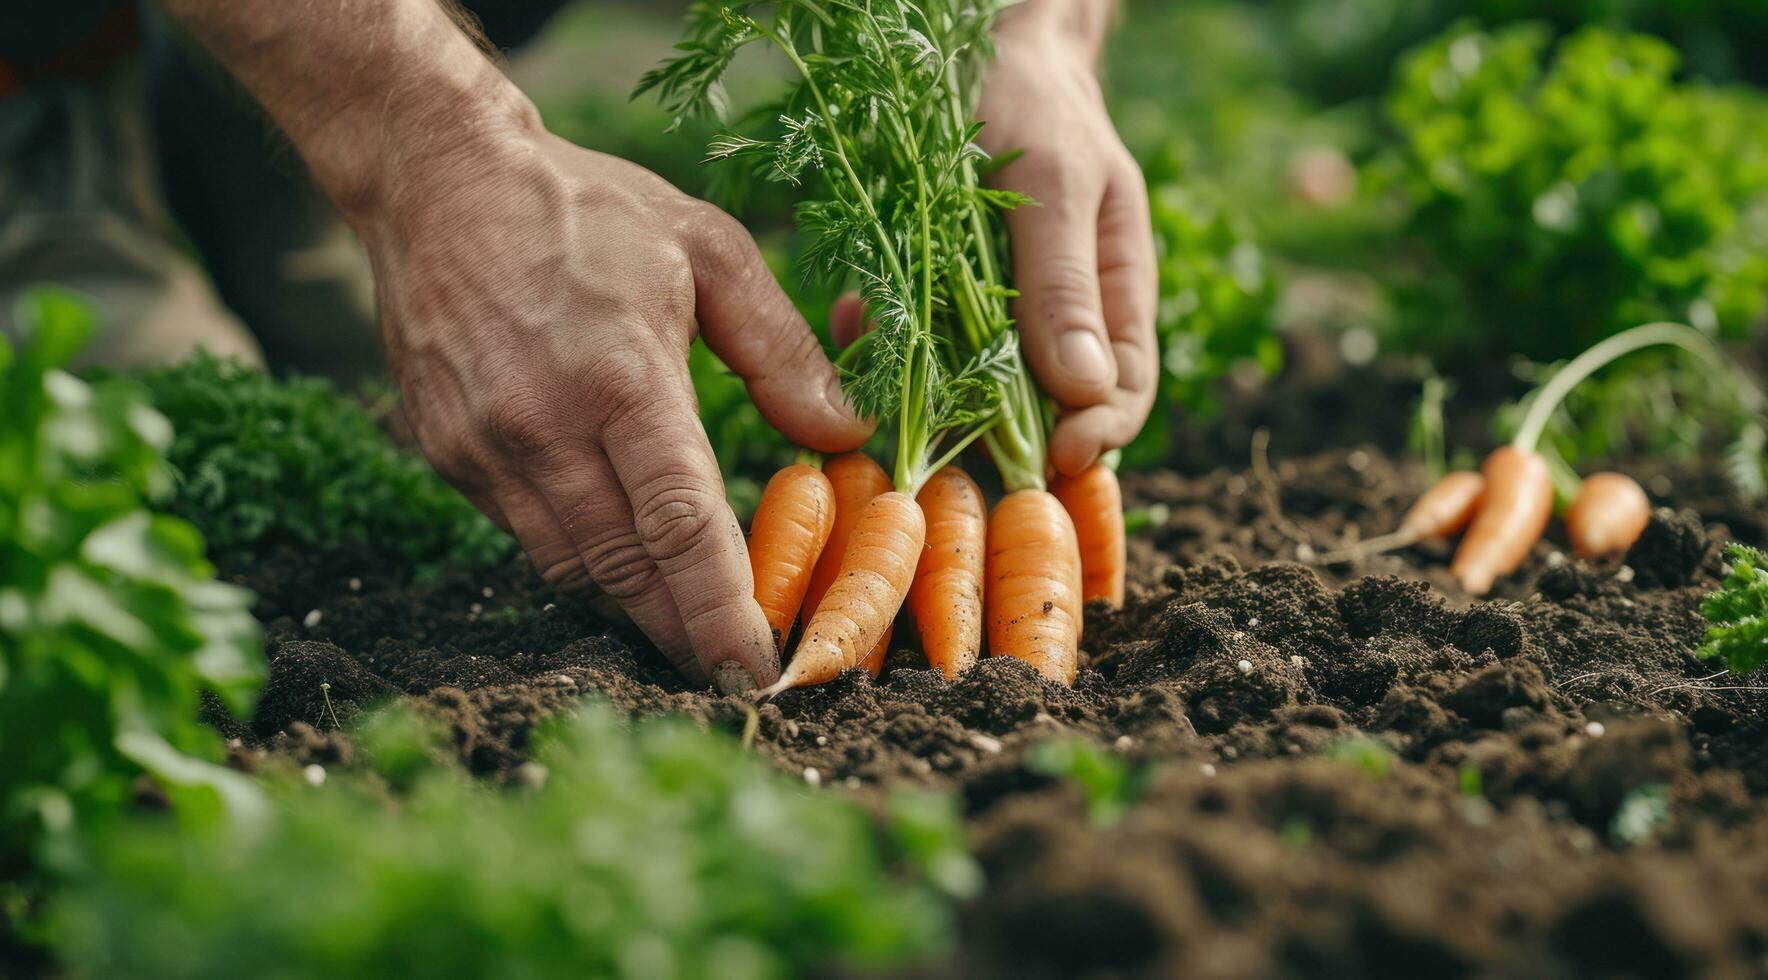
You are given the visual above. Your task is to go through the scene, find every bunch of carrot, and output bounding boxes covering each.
[645,0,1126,694]
[746,452,1123,695]
[1323,323,1748,594]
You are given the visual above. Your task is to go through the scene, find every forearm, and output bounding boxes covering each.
[996,0,1119,63]
[159,0,539,222]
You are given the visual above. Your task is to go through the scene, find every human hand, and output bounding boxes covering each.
[356,123,873,688]
[976,0,1156,476]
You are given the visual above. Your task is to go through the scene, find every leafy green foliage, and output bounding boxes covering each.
[52,704,970,979]
[644,0,1043,492]
[0,290,263,876]
[1697,543,1768,675]
[1123,161,1280,468]
[1026,739,1154,827]
[1382,23,1768,359]
[1326,736,1397,779]
[128,355,512,577]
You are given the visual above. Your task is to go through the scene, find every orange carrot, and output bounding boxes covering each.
[747,463,836,652]
[909,466,986,680]
[1051,464,1126,608]
[1450,446,1555,596]
[1565,472,1652,559]
[762,492,926,695]
[986,489,1083,686]
[802,452,895,674]
[1319,470,1487,562]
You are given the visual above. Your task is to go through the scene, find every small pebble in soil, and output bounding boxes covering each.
[1294,543,1316,562]
[302,609,323,629]
[517,762,548,790]
[969,733,1003,754]
[1547,551,1566,567]
[1237,659,1254,676]
[1114,735,1134,752]
[1616,565,1635,583]
[543,603,556,612]
[1225,476,1248,496]
[803,767,821,787]
[1200,763,1217,778]
[302,764,326,787]
[469,602,483,615]
[1347,450,1370,471]
[482,587,494,599]
[1585,721,1606,738]
[348,577,362,592]
[815,734,828,746]
[555,674,576,687]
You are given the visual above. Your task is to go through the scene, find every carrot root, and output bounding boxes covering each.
[748,464,837,652]
[764,491,926,695]
[1566,472,1652,559]
[910,466,986,680]
[985,489,1083,686]
[1052,463,1126,609]
[1450,447,1555,596]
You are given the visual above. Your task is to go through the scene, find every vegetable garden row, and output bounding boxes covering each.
[6,1,1768,976]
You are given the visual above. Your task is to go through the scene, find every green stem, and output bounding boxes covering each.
[1512,322,1725,453]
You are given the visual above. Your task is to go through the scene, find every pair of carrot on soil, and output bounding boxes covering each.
[748,454,1124,695]
[1324,323,1744,593]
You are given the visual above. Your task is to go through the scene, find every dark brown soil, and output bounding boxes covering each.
[215,360,1768,978]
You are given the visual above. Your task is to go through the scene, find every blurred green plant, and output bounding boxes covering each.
[0,290,264,879]
[1026,738,1154,827]
[1123,161,1281,468]
[52,703,971,979]
[1697,543,1768,676]
[1380,23,1768,360]
[127,355,512,578]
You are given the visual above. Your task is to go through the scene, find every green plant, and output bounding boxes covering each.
[1382,23,1768,359]
[128,354,512,577]
[642,0,1038,495]
[1026,738,1153,827]
[1124,167,1280,468]
[52,704,971,979]
[0,290,263,878]
[1697,543,1768,676]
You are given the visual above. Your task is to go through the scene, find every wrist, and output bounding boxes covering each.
[994,0,1115,65]
[307,63,544,228]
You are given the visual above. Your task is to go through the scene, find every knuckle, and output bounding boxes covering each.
[632,480,719,561]
[582,534,660,600]
[535,553,590,591]
[482,389,556,457]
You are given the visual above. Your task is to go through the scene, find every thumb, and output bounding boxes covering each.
[690,208,875,453]
[1001,164,1117,408]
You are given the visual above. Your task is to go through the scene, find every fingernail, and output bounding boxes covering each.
[825,373,859,417]
[1058,331,1113,387]
[712,661,757,695]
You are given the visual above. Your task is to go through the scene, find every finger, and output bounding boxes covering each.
[1097,159,1159,402]
[830,291,866,350]
[689,206,874,452]
[1050,395,1149,476]
[518,450,712,685]
[999,159,1117,408]
[603,389,782,687]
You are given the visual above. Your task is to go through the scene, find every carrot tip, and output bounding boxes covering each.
[755,677,794,701]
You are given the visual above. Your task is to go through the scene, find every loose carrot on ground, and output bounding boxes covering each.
[1051,463,1126,608]
[986,490,1083,686]
[909,465,986,680]
[1450,446,1555,596]
[748,463,836,652]
[1317,470,1487,563]
[1566,472,1652,558]
[761,492,926,697]
[802,453,895,674]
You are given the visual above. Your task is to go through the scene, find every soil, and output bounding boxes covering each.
[213,352,1768,979]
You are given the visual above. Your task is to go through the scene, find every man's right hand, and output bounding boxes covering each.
[363,123,874,689]
[160,0,873,687]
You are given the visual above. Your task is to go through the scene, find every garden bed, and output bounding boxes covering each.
[217,358,1768,979]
